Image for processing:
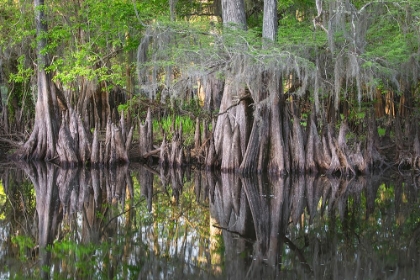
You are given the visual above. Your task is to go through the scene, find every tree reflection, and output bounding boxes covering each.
[0,164,419,279]
[209,172,420,279]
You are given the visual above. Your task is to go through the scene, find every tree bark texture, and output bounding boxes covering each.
[262,0,278,41]
[221,0,246,29]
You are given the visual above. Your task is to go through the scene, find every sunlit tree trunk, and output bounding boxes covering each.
[21,0,59,160]
[240,0,281,174]
[262,0,277,41]
[221,0,246,29]
[213,0,247,171]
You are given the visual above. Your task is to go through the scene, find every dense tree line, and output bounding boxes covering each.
[0,0,420,174]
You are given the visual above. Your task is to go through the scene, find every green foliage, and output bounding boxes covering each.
[0,182,5,220]
[49,240,107,278]
[377,126,386,137]
[278,15,326,49]
[8,56,33,84]
[11,235,35,262]
[156,114,196,147]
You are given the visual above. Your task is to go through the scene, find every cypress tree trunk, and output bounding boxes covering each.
[267,75,286,176]
[20,0,59,161]
[221,0,246,29]
[305,110,318,174]
[262,0,278,41]
[212,0,247,169]
[220,117,233,172]
[239,105,263,174]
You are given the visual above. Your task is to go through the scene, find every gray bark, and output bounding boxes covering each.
[262,0,278,41]
[221,0,247,29]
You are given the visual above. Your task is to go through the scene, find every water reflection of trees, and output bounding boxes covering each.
[0,163,419,279]
[209,172,420,279]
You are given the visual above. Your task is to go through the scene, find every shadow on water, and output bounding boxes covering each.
[0,162,419,279]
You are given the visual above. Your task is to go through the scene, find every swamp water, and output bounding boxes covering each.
[0,162,419,279]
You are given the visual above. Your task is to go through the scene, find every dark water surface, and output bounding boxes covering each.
[0,162,419,279]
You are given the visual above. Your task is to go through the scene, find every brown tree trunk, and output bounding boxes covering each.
[326,123,341,174]
[291,113,306,173]
[91,125,100,165]
[57,115,78,167]
[230,124,242,171]
[311,117,330,172]
[262,0,278,41]
[305,112,318,174]
[159,137,169,167]
[221,0,246,29]
[205,134,218,170]
[213,0,247,168]
[239,105,264,174]
[19,0,60,161]
[21,71,59,160]
[221,117,233,172]
[267,76,286,176]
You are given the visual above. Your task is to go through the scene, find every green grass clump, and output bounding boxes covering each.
[154,115,196,147]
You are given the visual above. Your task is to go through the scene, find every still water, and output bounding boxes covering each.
[0,162,419,279]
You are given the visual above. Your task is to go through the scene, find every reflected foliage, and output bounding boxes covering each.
[0,164,419,279]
